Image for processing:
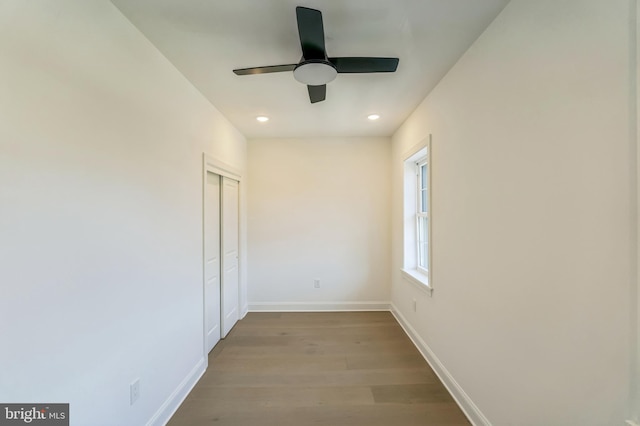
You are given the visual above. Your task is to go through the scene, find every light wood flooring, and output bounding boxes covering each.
[168,311,469,426]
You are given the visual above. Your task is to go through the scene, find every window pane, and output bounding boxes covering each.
[418,216,428,244]
[418,242,428,269]
[420,189,427,212]
[417,215,428,270]
[419,163,428,213]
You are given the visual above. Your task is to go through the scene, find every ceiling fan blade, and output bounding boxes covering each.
[307,85,326,103]
[329,57,399,73]
[296,7,326,60]
[233,64,297,75]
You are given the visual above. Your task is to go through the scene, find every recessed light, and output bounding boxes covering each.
[367,114,380,121]
[256,116,269,123]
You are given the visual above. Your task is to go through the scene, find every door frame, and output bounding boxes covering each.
[632,1,639,423]
[202,154,242,361]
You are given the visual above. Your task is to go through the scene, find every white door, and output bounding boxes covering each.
[221,176,240,337]
[204,172,221,352]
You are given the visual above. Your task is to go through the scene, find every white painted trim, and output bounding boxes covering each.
[147,358,206,426]
[632,0,640,421]
[427,136,433,289]
[203,153,242,181]
[402,136,430,162]
[390,303,491,426]
[249,301,392,312]
[627,420,640,426]
[241,303,249,319]
[401,268,433,296]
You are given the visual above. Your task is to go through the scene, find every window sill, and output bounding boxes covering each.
[401,268,433,296]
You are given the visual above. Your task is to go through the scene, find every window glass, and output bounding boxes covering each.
[417,217,428,269]
[416,160,429,272]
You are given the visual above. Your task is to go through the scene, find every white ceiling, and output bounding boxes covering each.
[111,0,510,139]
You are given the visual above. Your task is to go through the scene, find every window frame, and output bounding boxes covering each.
[401,136,432,295]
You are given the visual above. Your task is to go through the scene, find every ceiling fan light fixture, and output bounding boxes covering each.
[293,60,337,86]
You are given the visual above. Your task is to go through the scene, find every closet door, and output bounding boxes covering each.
[204,172,221,352]
[221,176,240,337]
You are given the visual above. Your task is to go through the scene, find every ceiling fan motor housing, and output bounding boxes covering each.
[293,59,338,86]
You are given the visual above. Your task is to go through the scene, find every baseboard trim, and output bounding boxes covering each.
[249,301,392,312]
[147,357,206,426]
[390,303,491,426]
[241,303,249,319]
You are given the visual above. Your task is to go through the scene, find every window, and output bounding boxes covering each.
[402,137,432,294]
[416,160,429,273]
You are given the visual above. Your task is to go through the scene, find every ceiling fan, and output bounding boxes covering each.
[232,6,400,104]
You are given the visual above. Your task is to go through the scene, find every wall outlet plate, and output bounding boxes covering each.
[130,379,140,405]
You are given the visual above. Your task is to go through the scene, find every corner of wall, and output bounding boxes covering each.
[390,304,491,426]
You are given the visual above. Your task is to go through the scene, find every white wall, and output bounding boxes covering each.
[247,137,390,310]
[391,0,634,425]
[0,2,246,425]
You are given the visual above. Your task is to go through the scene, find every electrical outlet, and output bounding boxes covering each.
[313,279,320,288]
[412,299,417,312]
[130,379,140,405]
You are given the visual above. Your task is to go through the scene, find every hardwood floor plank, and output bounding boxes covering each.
[277,311,395,323]
[230,324,405,337]
[169,403,469,426]
[168,312,469,425]
[208,354,349,373]
[196,368,439,388]
[371,383,456,404]
[216,340,420,357]
[185,385,375,407]
[224,333,411,348]
[346,353,427,370]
